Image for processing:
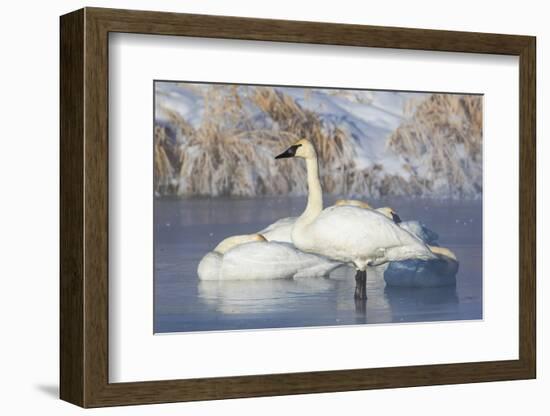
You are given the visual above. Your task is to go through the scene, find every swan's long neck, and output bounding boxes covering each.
[214,234,266,254]
[297,157,323,226]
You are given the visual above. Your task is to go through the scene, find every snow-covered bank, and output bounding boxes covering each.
[154,83,482,199]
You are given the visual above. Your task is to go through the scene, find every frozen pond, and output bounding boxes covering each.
[154,196,482,333]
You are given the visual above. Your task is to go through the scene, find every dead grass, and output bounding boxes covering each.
[388,94,483,197]
[154,86,482,199]
[155,86,363,197]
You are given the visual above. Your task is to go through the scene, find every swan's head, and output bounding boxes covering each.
[376,207,402,224]
[275,139,316,160]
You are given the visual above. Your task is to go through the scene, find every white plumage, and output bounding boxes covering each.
[384,245,459,287]
[197,239,341,281]
[258,204,439,245]
[275,139,436,298]
[258,217,295,243]
[292,205,436,270]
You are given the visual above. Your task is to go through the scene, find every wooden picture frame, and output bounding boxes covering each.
[60,7,536,408]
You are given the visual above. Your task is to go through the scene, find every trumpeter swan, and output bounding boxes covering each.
[260,203,438,253]
[275,139,436,299]
[373,210,456,286]
[258,200,372,243]
[357,208,456,286]
[384,245,459,287]
[259,203,435,245]
[197,233,342,281]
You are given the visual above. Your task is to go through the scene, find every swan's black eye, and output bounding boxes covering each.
[275,144,302,159]
[392,212,402,224]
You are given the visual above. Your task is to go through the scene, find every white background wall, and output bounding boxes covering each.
[0,0,545,414]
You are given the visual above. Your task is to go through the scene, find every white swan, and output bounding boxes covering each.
[372,207,457,286]
[258,204,369,243]
[260,202,437,245]
[340,205,456,285]
[258,200,372,243]
[197,233,342,281]
[256,201,453,287]
[275,139,436,299]
[384,245,459,287]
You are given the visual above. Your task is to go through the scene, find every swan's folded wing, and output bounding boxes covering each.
[257,217,296,243]
[220,242,311,280]
[306,206,432,263]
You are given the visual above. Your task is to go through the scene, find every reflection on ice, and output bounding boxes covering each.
[196,260,463,324]
[384,247,459,288]
[385,285,459,306]
[197,277,336,315]
[384,285,460,323]
[197,265,394,325]
[154,197,482,333]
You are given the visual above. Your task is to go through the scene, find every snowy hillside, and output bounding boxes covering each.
[154,82,482,199]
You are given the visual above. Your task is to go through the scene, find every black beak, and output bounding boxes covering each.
[275,144,301,159]
[391,212,402,224]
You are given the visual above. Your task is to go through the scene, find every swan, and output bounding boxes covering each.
[260,202,436,245]
[372,208,457,286]
[334,205,456,285]
[336,204,441,246]
[335,206,456,286]
[258,201,372,243]
[258,201,378,243]
[384,245,459,287]
[197,233,342,281]
[275,139,436,299]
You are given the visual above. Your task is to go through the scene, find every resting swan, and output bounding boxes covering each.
[258,200,372,243]
[275,139,436,299]
[260,201,438,245]
[197,233,342,281]
[384,245,459,287]
[259,203,395,244]
[372,208,458,285]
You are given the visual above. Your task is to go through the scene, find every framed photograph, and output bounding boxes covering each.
[60,7,536,408]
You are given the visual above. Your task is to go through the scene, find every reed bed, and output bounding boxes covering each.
[154,85,482,199]
[387,94,483,197]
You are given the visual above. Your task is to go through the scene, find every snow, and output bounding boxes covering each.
[154,81,480,199]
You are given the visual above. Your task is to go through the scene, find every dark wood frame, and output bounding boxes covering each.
[60,7,536,408]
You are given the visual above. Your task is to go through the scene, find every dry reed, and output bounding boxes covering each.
[154,86,482,199]
[388,94,482,197]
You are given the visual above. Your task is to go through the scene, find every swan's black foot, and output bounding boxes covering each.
[354,269,367,300]
[354,296,366,313]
